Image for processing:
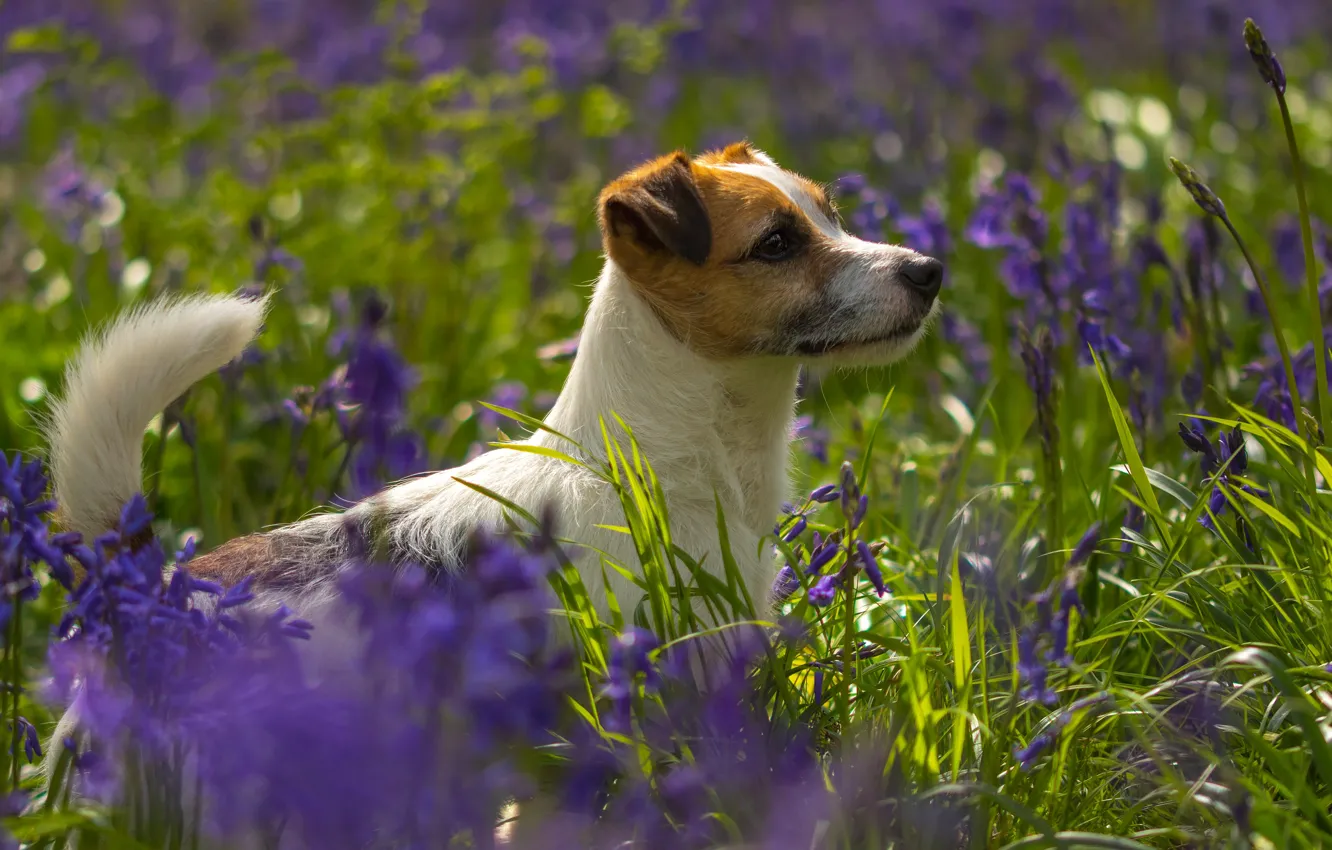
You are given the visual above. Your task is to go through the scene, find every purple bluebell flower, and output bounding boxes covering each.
[810,483,839,503]
[850,494,869,530]
[1,452,82,608]
[248,217,304,281]
[1181,423,1259,534]
[323,293,426,499]
[1077,316,1131,362]
[0,791,23,849]
[478,381,529,430]
[838,462,860,523]
[1020,326,1060,463]
[0,62,43,144]
[1045,573,1083,669]
[1017,625,1057,706]
[807,573,841,606]
[967,174,1053,308]
[1200,486,1229,533]
[857,540,885,597]
[792,415,830,464]
[836,175,898,239]
[780,515,808,543]
[601,627,661,733]
[43,145,108,243]
[1182,369,1204,408]
[15,717,40,763]
[1272,217,1314,285]
[772,565,800,602]
[1169,158,1226,220]
[807,537,839,574]
[1121,504,1145,555]
[895,201,950,258]
[1013,730,1055,771]
[1013,694,1111,772]
[940,313,992,388]
[1067,522,1101,568]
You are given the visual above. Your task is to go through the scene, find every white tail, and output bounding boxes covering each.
[46,293,271,538]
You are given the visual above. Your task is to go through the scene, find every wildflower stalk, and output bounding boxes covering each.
[830,462,864,736]
[1169,158,1317,484]
[9,600,20,792]
[1221,219,1303,430]
[1245,18,1328,441]
[40,746,75,814]
[1020,326,1062,577]
[1186,268,1225,412]
[840,570,856,734]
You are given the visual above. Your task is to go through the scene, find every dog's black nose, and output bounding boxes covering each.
[901,256,944,302]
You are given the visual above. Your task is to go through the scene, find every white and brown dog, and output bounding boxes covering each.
[46,140,941,685]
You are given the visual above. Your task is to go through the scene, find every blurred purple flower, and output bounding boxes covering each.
[478,381,529,430]
[940,313,992,388]
[1013,693,1110,772]
[895,200,950,257]
[1,452,79,608]
[323,293,426,499]
[1180,423,1263,534]
[0,62,43,144]
[791,415,829,464]
[538,333,581,363]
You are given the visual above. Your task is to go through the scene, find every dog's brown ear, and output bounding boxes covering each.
[711,141,761,164]
[695,140,773,167]
[598,152,711,267]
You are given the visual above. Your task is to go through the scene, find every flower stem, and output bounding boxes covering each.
[840,544,856,737]
[1275,90,1329,441]
[9,598,20,792]
[1220,219,1303,423]
[1220,217,1318,489]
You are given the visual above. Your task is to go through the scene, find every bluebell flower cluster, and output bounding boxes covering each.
[1014,523,1098,709]
[247,214,305,283]
[965,150,1195,431]
[1012,693,1111,772]
[48,493,313,798]
[771,464,886,608]
[41,146,109,245]
[1019,326,1059,462]
[791,414,830,465]
[834,173,898,240]
[322,292,428,500]
[940,313,992,390]
[0,452,82,793]
[1178,422,1266,539]
[45,485,582,846]
[967,175,1050,308]
[189,532,576,847]
[600,626,661,733]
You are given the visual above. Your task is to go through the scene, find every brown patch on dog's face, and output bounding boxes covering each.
[598,144,942,360]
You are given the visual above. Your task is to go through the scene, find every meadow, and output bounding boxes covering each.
[1,1,1332,847]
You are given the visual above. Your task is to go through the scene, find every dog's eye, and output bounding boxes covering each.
[753,228,795,261]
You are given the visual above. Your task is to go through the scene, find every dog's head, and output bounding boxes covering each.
[597,142,942,364]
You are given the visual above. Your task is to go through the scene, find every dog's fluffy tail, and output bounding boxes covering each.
[46,293,270,538]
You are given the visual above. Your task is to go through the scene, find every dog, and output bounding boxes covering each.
[43,141,941,796]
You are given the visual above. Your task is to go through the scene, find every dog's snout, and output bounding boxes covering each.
[901,256,944,302]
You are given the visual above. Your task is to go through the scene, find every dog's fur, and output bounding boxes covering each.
[42,143,942,801]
